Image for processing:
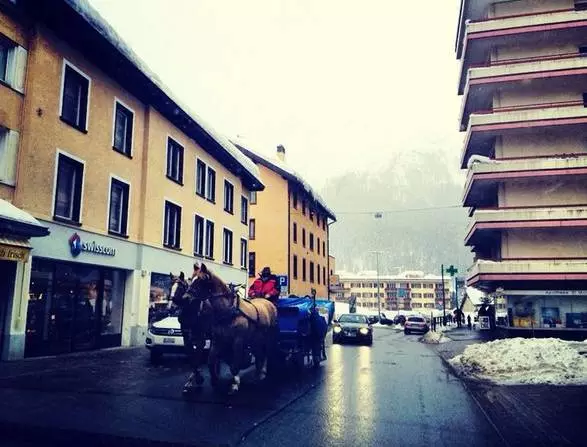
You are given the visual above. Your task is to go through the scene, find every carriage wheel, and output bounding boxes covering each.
[293,350,305,370]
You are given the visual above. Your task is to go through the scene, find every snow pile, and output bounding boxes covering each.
[422,331,451,344]
[450,338,587,385]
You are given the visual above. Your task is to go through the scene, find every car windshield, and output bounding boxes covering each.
[407,317,424,323]
[339,314,366,324]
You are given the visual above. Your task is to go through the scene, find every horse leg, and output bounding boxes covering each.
[229,337,244,394]
[182,328,202,394]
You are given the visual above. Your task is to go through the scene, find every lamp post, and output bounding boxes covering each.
[374,212,383,318]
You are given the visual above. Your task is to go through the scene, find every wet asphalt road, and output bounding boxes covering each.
[0,326,501,447]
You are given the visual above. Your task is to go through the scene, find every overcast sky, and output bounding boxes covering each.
[89,0,463,189]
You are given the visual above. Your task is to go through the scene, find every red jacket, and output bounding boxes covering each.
[248,277,279,301]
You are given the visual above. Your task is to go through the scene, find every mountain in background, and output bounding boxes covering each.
[321,148,472,275]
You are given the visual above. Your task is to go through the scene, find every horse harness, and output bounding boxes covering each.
[201,284,261,326]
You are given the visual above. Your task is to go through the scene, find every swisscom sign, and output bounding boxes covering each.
[68,233,116,257]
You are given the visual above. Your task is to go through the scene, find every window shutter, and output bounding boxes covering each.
[0,130,19,185]
[11,46,27,93]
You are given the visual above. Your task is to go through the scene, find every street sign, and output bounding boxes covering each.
[445,265,458,277]
[277,275,288,287]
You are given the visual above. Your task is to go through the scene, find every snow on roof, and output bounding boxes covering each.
[465,287,485,305]
[450,338,587,385]
[233,139,336,220]
[0,199,48,233]
[65,0,262,187]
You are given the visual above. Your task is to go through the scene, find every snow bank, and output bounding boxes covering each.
[450,338,587,385]
[422,331,451,344]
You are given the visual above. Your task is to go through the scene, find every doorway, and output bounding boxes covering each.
[0,260,17,359]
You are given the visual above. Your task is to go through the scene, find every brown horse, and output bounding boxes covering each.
[185,263,277,394]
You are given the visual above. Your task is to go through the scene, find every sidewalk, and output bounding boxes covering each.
[431,327,587,447]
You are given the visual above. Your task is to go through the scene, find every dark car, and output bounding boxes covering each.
[333,314,373,345]
[394,314,406,326]
[404,315,429,335]
[379,312,394,325]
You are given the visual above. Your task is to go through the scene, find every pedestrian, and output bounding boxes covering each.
[467,314,472,330]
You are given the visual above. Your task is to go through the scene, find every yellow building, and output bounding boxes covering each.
[236,144,336,297]
[0,0,263,360]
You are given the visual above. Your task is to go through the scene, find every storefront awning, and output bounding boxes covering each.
[0,199,49,238]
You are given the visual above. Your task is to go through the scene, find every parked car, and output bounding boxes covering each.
[145,316,210,363]
[379,313,394,325]
[394,314,406,326]
[333,314,373,345]
[404,316,429,335]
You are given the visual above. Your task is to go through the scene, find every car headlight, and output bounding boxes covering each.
[333,326,342,333]
[359,327,369,335]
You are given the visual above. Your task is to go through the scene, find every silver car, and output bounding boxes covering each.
[404,316,429,335]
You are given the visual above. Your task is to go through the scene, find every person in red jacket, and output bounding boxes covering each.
[248,266,280,304]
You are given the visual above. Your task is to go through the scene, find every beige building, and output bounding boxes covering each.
[456,0,587,329]
[236,143,336,298]
[338,271,450,312]
[0,0,263,360]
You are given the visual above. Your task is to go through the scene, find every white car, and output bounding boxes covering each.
[145,316,210,363]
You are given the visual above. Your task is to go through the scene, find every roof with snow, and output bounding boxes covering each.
[0,199,49,238]
[19,0,263,191]
[234,142,336,221]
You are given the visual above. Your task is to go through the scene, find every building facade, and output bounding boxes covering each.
[337,271,450,312]
[0,0,263,360]
[237,144,336,297]
[456,0,587,330]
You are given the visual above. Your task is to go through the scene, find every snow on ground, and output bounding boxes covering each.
[450,337,587,385]
[422,331,451,344]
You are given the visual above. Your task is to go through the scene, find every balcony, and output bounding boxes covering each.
[467,258,587,290]
[465,206,587,246]
[460,53,587,127]
[461,100,587,168]
[458,8,587,91]
[463,155,587,207]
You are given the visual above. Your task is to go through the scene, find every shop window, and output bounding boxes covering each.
[112,100,133,157]
[60,61,90,132]
[194,214,204,256]
[249,218,256,240]
[163,200,181,249]
[166,137,184,184]
[240,238,247,269]
[0,38,26,92]
[196,159,206,196]
[0,126,18,185]
[206,166,216,202]
[224,180,234,214]
[108,177,129,236]
[248,252,256,278]
[293,255,298,279]
[223,228,233,264]
[241,196,248,224]
[54,152,84,223]
[205,219,214,258]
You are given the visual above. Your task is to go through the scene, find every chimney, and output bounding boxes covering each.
[276,145,286,162]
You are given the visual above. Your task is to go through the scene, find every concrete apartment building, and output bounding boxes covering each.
[235,143,336,298]
[456,0,587,330]
[337,271,450,312]
[0,0,263,360]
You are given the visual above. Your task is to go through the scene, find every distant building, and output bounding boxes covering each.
[455,0,587,330]
[337,271,450,312]
[236,143,336,297]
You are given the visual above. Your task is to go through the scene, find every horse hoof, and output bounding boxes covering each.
[229,384,239,395]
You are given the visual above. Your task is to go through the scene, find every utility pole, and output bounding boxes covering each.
[376,251,381,319]
[441,264,446,324]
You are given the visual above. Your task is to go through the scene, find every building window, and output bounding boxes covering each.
[292,191,298,209]
[248,252,256,277]
[205,220,214,258]
[317,265,321,284]
[302,200,306,215]
[223,228,233,264]
[0,39,26,92]
[250,190,257,205]
[60,62,90,131]
[54,153,84,223]
[196,159,206,197]
[224,180,234,214]
[194,214,204,256]
[0,126,18,185]
[323,240,326,257]
[309,233,314,251]
[293,222,297,243]
[302,258,307,282]
[240,238,247,269]
[166,138,184,184]
[302,228,306,247]
[323,266,326,285]
[163,201,181,249]
[241,196,248,224]
[206,167,216,202]
[293,255,298,279]
[108,178,129,236]
[309,261,315,283]
[112,100,133,156]
[249,218,256,240]
[317,237,321,254]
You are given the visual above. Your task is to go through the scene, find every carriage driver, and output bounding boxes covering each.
[248,266,280,304]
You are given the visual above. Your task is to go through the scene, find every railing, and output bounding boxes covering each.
[469,51,584,69]
[475,99,584,115]
[470,7,575,24]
